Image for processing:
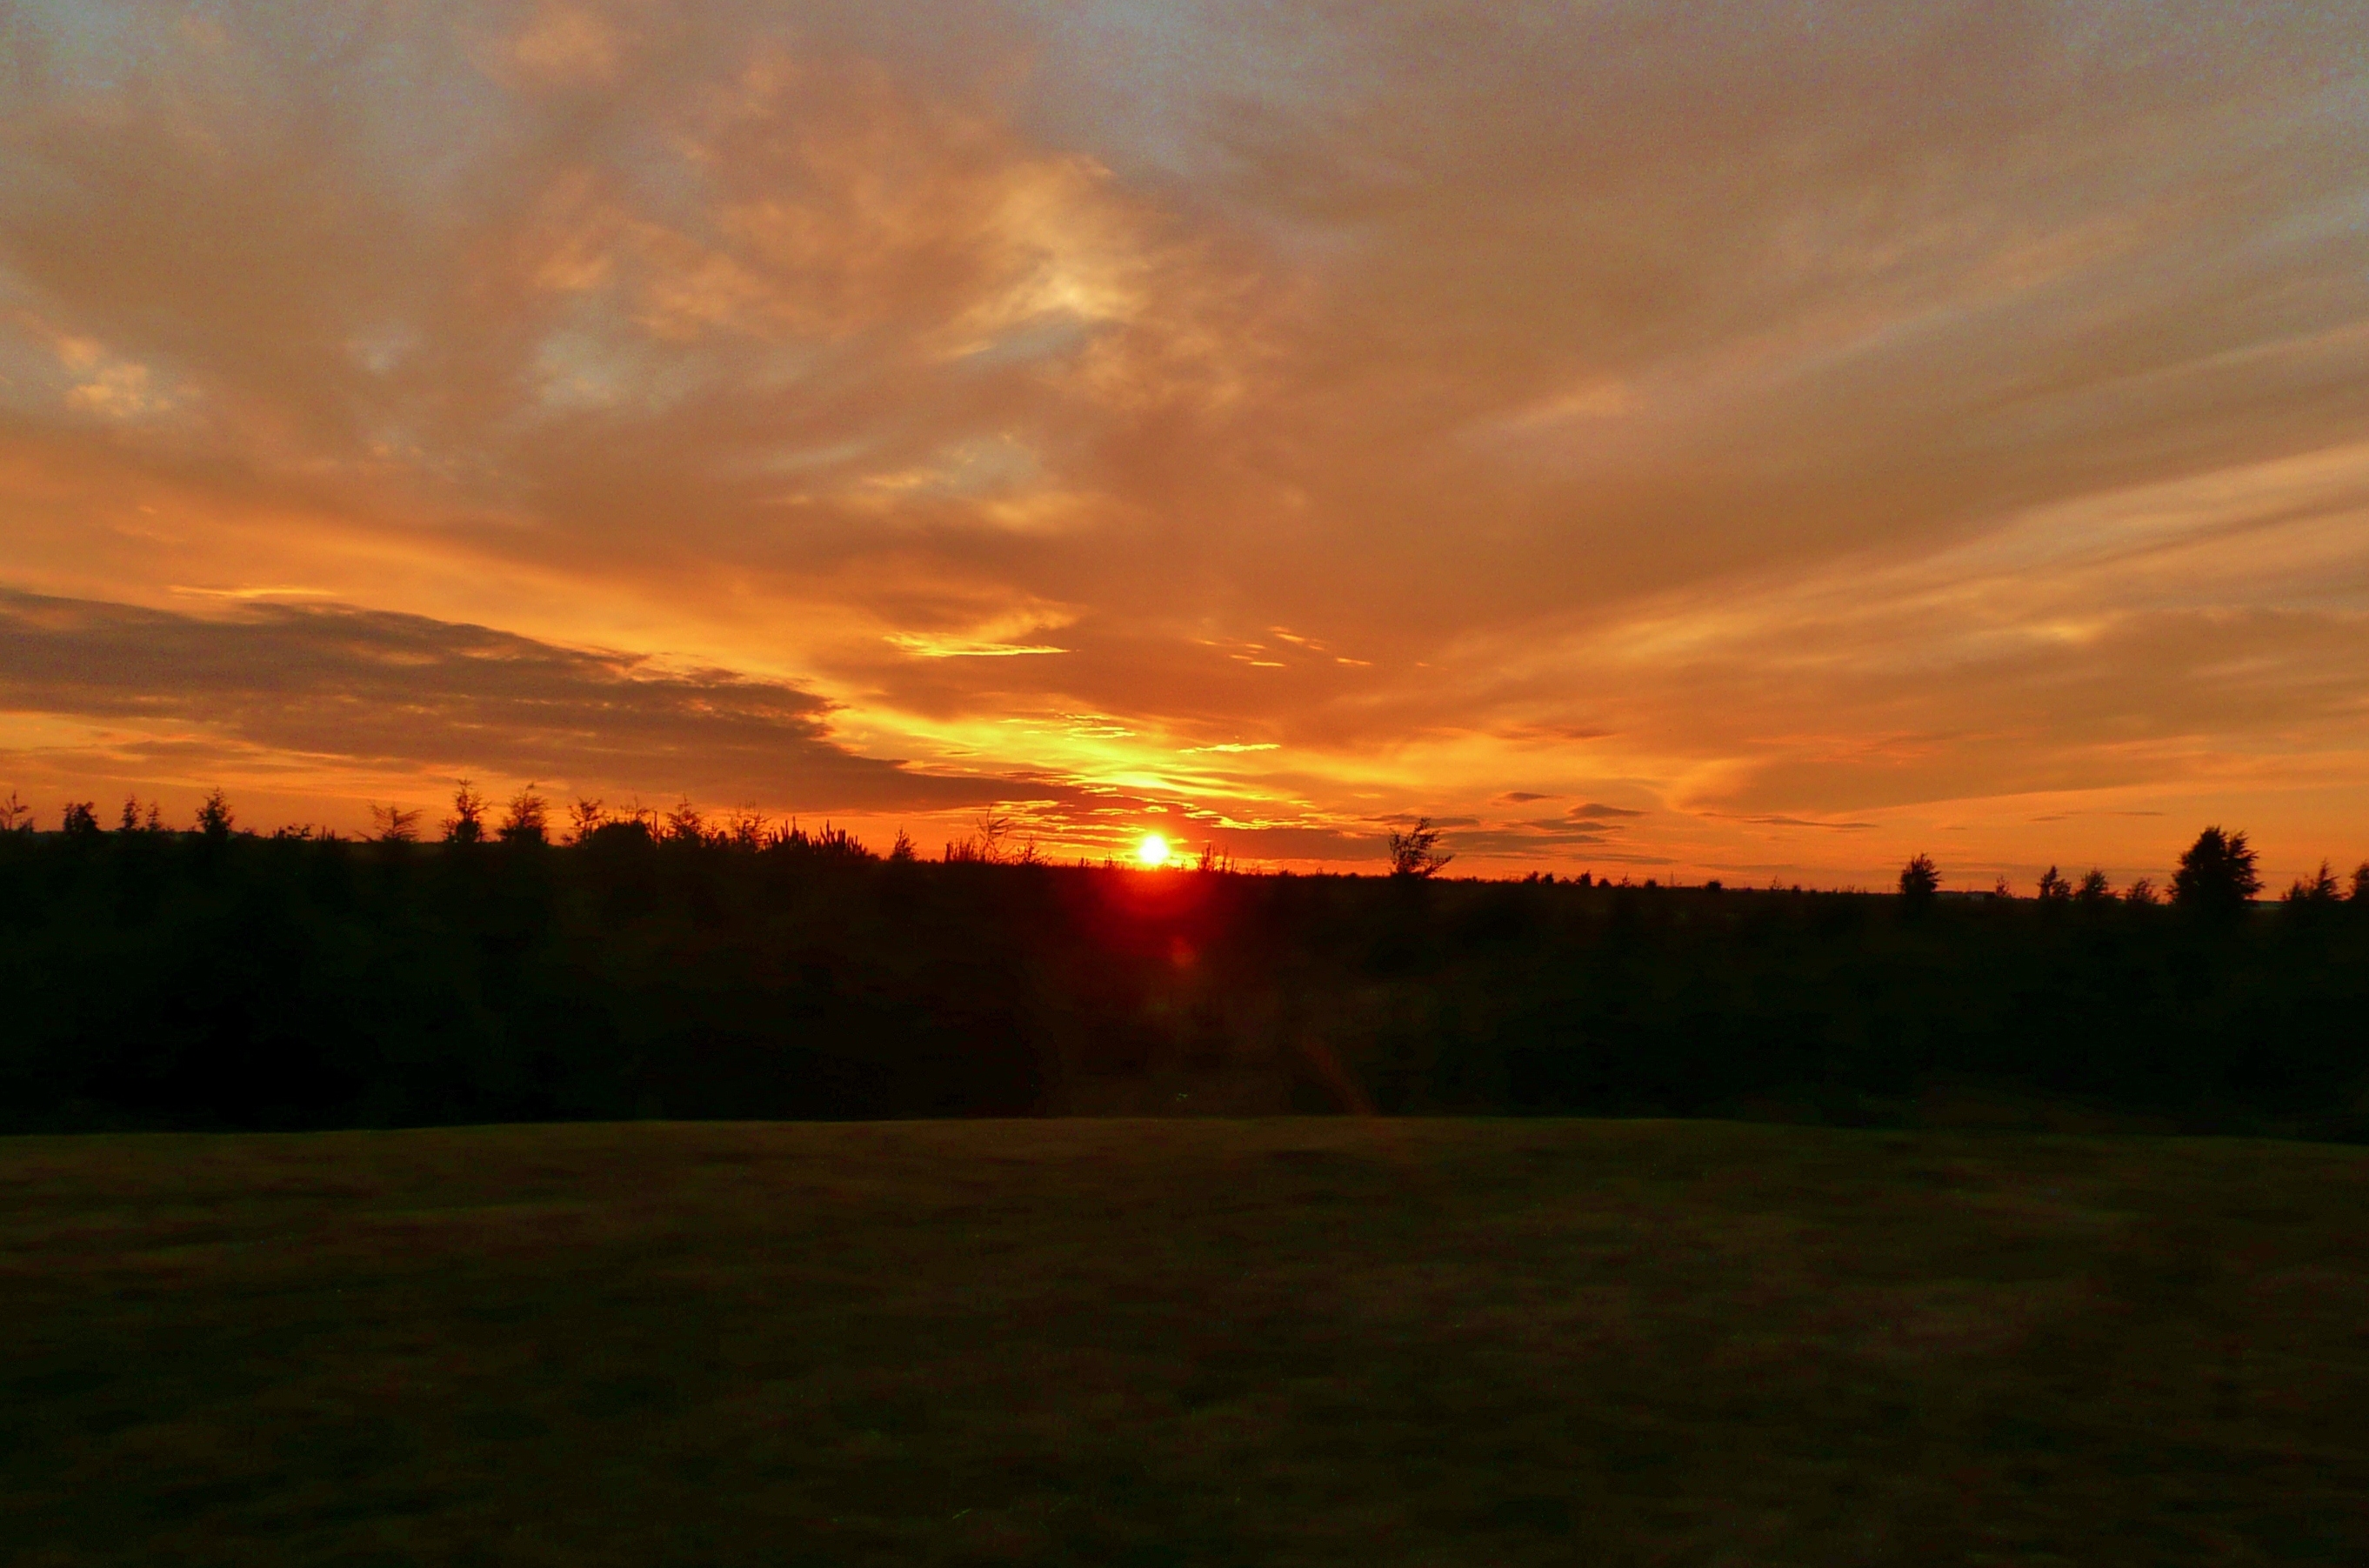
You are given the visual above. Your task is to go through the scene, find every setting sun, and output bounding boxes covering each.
[1136,833,1171,867]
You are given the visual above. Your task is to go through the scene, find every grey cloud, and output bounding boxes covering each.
[0,590,998,811]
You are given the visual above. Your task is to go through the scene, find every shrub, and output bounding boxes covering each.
[1389,818,1454,878]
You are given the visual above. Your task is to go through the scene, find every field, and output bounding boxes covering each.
[8,1119,2367,1565]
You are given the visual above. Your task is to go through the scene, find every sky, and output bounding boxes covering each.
[3,0,2366,886]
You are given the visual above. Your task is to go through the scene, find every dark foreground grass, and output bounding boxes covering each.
[6,1120,2366,1565]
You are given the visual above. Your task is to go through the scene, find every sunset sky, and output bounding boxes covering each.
[3,1,2366,885]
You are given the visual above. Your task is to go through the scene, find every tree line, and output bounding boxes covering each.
[8,786,2361,902]
[1897,827,2369,915]
[3,788,2365,1139]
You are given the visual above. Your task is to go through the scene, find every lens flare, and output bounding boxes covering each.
[1136,832,1170,866]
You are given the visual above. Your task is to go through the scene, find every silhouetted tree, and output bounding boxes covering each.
[947,811,1018,864]
[1992,876,2013,898]
[194,789,235,841]
[370,804,422,844]
[1,790,34,833]
[116,797,140,834]
[2172,825,2260,916]
[2035,865,2071,902]
[664,797,706,844]
[57,801,100,837]
[1897,854,1939,904]
[1388,817,1453,878]
[2284,860,2341,905]
[2353,862,2369,903]
[498,784,549,844]
[2124,877,2159,905]
[568,797,607,844]
[444,781,487,844]
[2073,868,2113,904]
[888,828,918,864]
[977,811,1017,864]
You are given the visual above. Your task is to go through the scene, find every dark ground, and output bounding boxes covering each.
[8,1118,2366,1565]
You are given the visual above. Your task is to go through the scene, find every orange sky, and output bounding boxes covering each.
[3,1,2366,887]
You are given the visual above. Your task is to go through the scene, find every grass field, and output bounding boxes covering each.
[6,1119,2366,1565]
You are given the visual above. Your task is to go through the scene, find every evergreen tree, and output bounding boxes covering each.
[2284,861,2341,905]
[443,781,487,844]
[498,784,550,844]
[370,804,422,844]
[194,789,235,841]
[2172,826,2260,915]
[1897,854,1939,904]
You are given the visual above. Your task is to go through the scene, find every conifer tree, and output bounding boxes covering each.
[2172,826,2260,915]
[1898,853,1939,902]
[444,781,487,844]
[194,789,235,841]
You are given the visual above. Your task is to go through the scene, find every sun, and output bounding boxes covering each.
[1135,832,1171,867]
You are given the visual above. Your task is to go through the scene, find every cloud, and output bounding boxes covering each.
[886,634,1071,658]
[0,2,2365,877]
[1698,813,1882,833]
[0,589,995,811]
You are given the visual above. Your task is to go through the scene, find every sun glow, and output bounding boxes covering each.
[1136,832,1171,866]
